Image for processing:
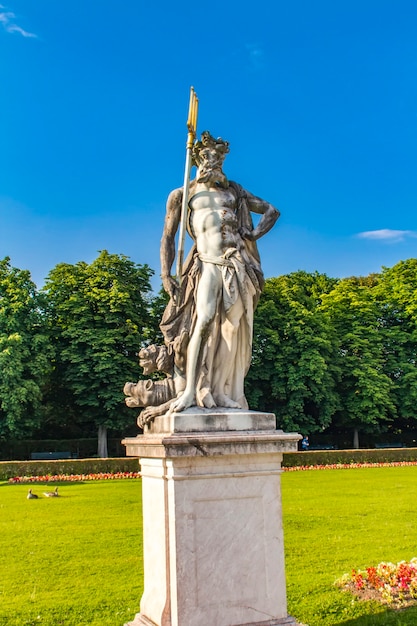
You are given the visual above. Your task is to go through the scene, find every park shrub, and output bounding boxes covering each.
[282,447,417,467]
[0,457,139,481]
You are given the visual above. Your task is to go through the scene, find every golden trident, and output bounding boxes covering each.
[176,86,199,285]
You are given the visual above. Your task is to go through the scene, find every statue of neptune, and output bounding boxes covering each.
[160,131,279,412]
[125,131,279,423]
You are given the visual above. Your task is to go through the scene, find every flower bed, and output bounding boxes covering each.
[337,558,417,608]
[8,471,140,483]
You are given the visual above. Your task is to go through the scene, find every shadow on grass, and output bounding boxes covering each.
[335,604,417,626]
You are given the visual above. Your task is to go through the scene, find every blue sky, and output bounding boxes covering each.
[1,0,416,290]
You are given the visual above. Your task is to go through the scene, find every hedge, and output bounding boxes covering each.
[0,457,140,481]
[282,447,417,467]
[2,448,417,481]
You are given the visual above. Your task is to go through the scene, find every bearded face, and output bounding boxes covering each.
[196,147,228,187]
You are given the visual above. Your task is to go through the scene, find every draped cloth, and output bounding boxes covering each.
[160,181,264,409]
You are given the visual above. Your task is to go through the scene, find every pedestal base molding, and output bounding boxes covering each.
[126,613,301,626]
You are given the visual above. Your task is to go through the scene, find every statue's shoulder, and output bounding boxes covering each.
[167,186,183,208]
[228,180,246,197]
[229,181,251,203]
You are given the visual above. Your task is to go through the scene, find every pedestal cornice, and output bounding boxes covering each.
[123,429,300,459]
[123,409,301,459]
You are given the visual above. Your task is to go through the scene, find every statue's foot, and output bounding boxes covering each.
[213,394,242,409]
[169,390,195,413]
[199,387,217,409]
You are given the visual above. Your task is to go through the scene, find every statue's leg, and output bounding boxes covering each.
[211,294,245,408]
[169,264,221,412]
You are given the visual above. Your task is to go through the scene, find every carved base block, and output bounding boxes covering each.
[143,406,277,435]
[123,411,301,626]
[125,613,301,626]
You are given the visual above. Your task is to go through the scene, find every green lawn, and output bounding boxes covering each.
[283,466,417,625]
[1,467,417,625]
[0,480,143,626]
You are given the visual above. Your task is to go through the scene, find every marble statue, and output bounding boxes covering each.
[124,131,279,425]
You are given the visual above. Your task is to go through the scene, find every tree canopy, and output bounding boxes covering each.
[245,271,340,434]
[43,251,154,456]
[3,252,417,452]
[0,257,52,439]
[321,276,396,446]
[246,261,417,447]
[377,260,417,427]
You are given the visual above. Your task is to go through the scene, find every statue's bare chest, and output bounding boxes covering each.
[189,188,236,211]
[189,189,237,234]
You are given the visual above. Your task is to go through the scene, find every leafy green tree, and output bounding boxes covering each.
[144,285,169,345]
[246,271,340,434]
[43,251,154,456]
[0,257,52,439]
[321,276,396,447]
[377,259,417,430]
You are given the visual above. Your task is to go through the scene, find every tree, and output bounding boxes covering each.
[321,276,396,448]
[144,285,169,346]
[377,259,417,430]
[43,251,154,456]
[245,271,340,434]
[0,257,52,438]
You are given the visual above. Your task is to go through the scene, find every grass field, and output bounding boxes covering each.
[283,466,417,625]
[0,480,143,626]
[1,467,417,625]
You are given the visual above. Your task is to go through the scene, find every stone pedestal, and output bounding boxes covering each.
[122,408,301,626]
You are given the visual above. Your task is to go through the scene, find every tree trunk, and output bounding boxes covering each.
[98,424,108,458]
[353,428,359,449]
